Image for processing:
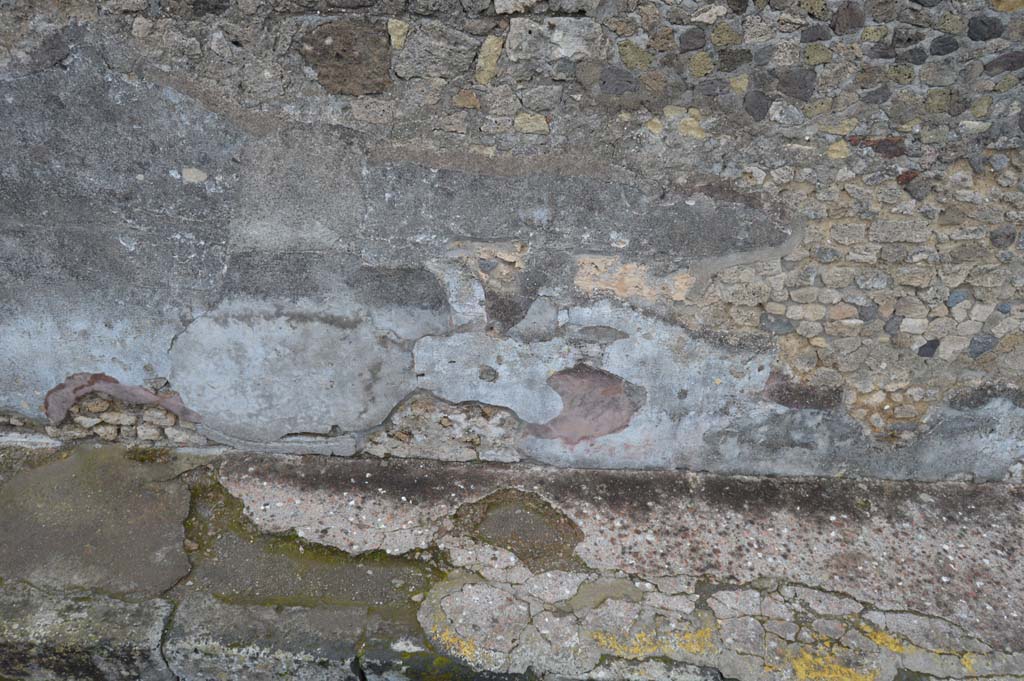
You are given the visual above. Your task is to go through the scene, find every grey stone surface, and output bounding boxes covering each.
[165,595,363,681]
[0,445,1023,680]
[0,445,190,596]
[0,582,174,681]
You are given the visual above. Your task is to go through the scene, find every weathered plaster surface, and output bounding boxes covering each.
[3,0,1024,479]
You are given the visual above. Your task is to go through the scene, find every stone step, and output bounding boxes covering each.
[0,444,1022,680]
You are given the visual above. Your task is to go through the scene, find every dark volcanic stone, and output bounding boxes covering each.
[947,89,969,117]
[801,24,833,42]
[861,84,891,103]
[600,65,639,95]
[917,339,939,358]
[744,89,771,120]
[929,35,959,56]
[697,78,731,95]
[763,370,842,410]
[867,0,898,21]
[858,303,879,321]
[897,47,928,65]
[719,48,753,71]
[760,313,794,334]
[968,15,1004,41]
[193,0,231,13]
[727,0,749,12]
[968,334,999,359]
[775,67,817,101]
[911,0,941,6]
[903,174,932,201]
[892,26,924,48]
[814,246,840,262]
[990,225,1018,249]
[983,51,1024,75]
[866,42,896,59]
[850,135,905,158]
[884,315,903,335]
[831,2,865,35]
[679,27,707,52]
[300,19,391,95]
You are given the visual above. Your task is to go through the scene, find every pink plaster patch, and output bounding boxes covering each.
[43,372,201,425]
[529,364,644,445]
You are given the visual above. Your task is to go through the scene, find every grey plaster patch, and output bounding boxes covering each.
[415,332,575,423]
[170,295,444,444]
[417,302,779,469]
[227,128,366,253]
[0,41,241,421]
[359,162,797,267]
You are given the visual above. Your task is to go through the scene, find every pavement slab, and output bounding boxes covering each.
[0,445,1021,680]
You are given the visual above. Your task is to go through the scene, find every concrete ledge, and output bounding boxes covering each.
[0,444,1021,680]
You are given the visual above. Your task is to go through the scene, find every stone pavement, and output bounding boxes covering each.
[0,443,1022,680]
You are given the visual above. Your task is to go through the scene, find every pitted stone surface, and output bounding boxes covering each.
[220,450,1024,679]
[0,446,1022,679]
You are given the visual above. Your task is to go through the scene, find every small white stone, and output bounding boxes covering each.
[692,4,728,23]
[73,415,102,429]
[131,16,153,38]
[970,303,996,322]
[143,408,176,427]
[94,424,120,441]
[137,423,163,441]
[101,411,137,426]
[181,167,208,184]
[938,335,970,360]
[165,426,206,446]
[900,318,928,334]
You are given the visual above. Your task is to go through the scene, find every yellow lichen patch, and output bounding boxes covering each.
[433,624,479,663]
[790,649,878,681]
[858,624,905,654]
[591,626,717,659]
[575,255,694,303]
[670,626,716,655]
[961,653,975,674]
[592,630,664,658]
[819,117,858,135]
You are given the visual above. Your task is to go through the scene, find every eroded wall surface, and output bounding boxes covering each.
[2,0,1024,478]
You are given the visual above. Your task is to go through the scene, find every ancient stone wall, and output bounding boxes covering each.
[2,0,1024,479]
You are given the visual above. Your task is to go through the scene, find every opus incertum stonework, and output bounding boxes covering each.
[1,0,1023,678]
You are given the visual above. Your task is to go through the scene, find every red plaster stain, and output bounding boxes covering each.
[43,372,201,425]
[528,364,644,445]
[847,135,905,159]
[896,170,919,186]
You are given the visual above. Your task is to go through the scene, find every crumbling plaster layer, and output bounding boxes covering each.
[221,453,1024,679]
